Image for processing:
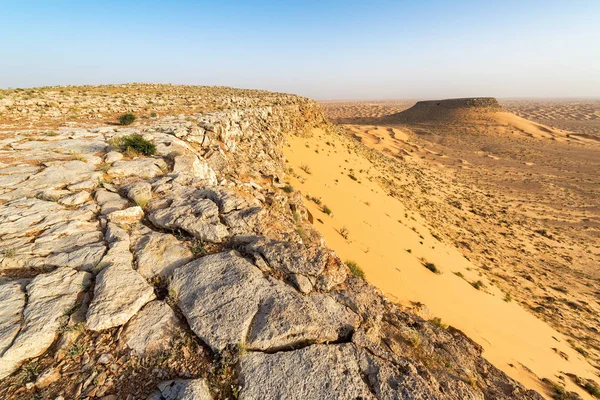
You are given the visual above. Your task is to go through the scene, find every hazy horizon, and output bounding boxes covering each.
[2,0,599,100]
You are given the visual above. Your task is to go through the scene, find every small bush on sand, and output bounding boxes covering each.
[424,262,439,274]
[300,163,311,174]
[322,205,332,215]
[345,260,365,279]
[339,226,349,239]
[471,280,485,290]
[111,134,156,156]
[583,382,600,397]
[118,113,136,125]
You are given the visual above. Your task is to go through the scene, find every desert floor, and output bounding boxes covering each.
[284,99,600,398]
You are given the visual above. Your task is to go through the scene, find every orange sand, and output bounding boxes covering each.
[284,128,597,399]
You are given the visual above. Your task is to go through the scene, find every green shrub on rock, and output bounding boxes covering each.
[111,134,156,156]
[118,113,136,125]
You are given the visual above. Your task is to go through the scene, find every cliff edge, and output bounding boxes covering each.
[0,85,544,399]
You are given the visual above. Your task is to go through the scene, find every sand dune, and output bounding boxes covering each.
[284,128,598,399]
[284,128,600,398]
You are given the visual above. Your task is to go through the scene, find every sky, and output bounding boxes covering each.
[1,0,599,100]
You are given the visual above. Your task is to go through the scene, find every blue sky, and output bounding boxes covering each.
[1,0,599,99]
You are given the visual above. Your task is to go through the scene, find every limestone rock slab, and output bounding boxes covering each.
[170,252,268,351]
[239,343,375,400]
[132,228,192,278]
[0,281,26,355]
[122,301,180,356]
[86,264,155,331]
[0,268,91,379]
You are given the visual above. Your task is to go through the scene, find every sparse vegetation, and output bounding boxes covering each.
[190,238,207,256]
[542,378,581,400]
[296,225,309,242]
[110,133,156,156]
[471,280,485,290]
[118,112,136,125]
[300,163,311,174]
[345,260,365,279]
[322,205,332,215]
[282,184,294,193]
[339,226,349,239]
[423,261,440,274]
[583,382,600,397]
[431,317,448,329]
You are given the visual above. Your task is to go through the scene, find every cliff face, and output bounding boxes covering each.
[0,85,543,399]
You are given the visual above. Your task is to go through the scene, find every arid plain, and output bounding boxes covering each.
[283,98,600,398]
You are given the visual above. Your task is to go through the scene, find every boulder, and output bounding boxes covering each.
[126,181,152,207]
[149,197,228,243]
[170,252,267,351]
[107,206,144,224]
[171,251,358,353]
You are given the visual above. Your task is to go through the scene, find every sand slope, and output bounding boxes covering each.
[284,128,598,399]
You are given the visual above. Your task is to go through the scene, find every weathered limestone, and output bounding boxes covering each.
[107,206,144,224]
[172,155,218,185]
[95,189,129,215]
[0,281,26,355]
[0,268,91,379]
[239,343,375,400]
[126,181,152,206]
[86,224,155,331]
[104,151,123,164]
[45,243,106,271]
[170,251,357,352]
[234,236,347,292]
[109,158,168,179]
[147,379,213,400]
[149,196,228,243]
[9,161,96,199]
[132,227,192,279]
[85,264,156,331]
[170,252,267,351]
[57,190,91,206]
[122,301,180,356]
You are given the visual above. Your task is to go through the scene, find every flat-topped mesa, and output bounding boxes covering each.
[381,97,505,124]
[414,97,503,110]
